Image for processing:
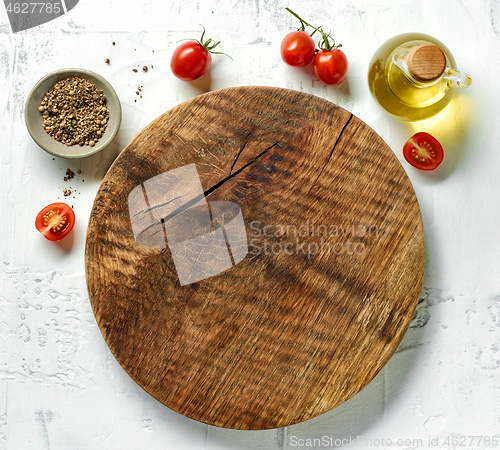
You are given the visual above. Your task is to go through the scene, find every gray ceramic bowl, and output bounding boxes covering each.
[25,68,121,159]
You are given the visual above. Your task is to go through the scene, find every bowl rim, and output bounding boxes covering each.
[25,68,122,159]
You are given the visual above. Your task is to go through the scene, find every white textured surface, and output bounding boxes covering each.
[1,0,499,448]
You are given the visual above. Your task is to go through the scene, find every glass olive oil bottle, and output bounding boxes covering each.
[368,33,472,122]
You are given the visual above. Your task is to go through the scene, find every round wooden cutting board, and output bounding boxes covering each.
[85,86,425,430]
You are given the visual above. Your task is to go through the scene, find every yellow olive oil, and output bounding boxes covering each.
[368,33,458,122]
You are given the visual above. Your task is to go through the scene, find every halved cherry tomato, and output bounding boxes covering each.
[35,202,75,241]
[403,132,444,171]
[280,31,315,67]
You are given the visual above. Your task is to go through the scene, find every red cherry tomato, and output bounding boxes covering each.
[403,132,444,171]
[280,31,315,67]
[171,41,212,81]
[35,202,75,242]
[313,48,348,85]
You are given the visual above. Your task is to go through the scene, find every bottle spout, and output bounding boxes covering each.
[444,68,472,88]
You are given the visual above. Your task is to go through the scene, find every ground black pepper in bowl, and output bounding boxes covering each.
[39,76,110,148]
[26,68,121,159]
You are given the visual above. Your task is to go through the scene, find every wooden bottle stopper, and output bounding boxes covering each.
[407,43,446,82]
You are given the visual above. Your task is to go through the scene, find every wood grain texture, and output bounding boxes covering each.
[85,86,425,430]
[407,43,446,82]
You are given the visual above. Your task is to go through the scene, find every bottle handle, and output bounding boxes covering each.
[444,68,472,88]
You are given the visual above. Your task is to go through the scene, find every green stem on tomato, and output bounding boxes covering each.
[285,7,312,32]
[178,25,233,59]
[285,8,342,50]
[317,28,342,51]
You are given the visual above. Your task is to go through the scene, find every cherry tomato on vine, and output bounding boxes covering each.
[280,31,315,67]
[313,48,348,86]
[403,132,443,171]
[35,202,75,242]
[283,8,348,85]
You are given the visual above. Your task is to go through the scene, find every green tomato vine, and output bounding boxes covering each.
[285,8,342,51]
